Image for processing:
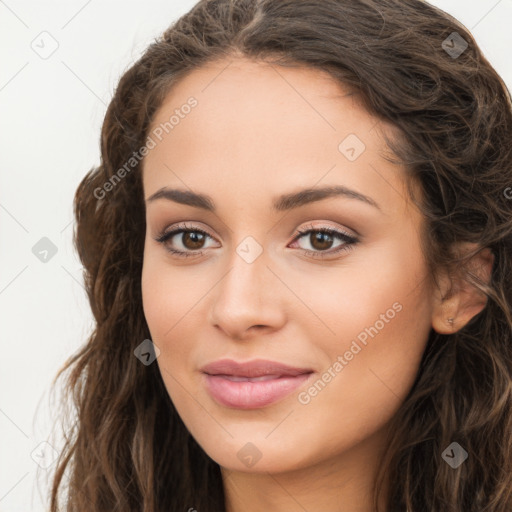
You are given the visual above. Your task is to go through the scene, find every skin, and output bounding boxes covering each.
[141,57,493,512]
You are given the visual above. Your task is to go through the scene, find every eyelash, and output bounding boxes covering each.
[154,222,359,260]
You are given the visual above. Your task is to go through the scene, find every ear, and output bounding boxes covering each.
[431,243,494,334]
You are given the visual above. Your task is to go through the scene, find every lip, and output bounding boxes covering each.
[200,358,314,409]
[200,358,313,378]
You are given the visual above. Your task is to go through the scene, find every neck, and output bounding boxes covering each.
[221,423,391,512]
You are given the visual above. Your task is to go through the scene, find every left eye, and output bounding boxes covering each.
[289,227,358,257]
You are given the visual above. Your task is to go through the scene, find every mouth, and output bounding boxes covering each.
[213,374,292,382]
[200,359,314,409]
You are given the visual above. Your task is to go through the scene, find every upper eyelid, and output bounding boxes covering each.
[160,222,352,236]
[158,223,356,246]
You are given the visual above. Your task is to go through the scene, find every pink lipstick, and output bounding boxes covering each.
[200,358,314,409]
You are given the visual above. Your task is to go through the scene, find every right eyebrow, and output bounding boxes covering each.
[146,188,215,211]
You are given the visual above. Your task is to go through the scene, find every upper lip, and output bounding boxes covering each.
[200,358,314,378]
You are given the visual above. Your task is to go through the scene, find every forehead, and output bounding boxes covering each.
[142,57,412,216]
[147,57,379,146]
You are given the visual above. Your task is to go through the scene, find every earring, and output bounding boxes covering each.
[447,317,454,326]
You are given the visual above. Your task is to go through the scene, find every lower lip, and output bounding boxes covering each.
[203,373,313,409]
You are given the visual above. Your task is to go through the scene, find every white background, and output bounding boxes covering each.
[1,1,511,510]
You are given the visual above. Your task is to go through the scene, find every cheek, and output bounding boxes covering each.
[297,239,429,338]
[141,248,203,340]
[141,259,216,449]
[297,237,432,396]
[287,261,431,462]
[141,248,211,392]
[141,255,197,415]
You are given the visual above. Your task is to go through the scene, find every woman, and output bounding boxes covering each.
[49,0,512,510]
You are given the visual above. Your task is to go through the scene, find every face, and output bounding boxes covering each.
[141,57,435,474]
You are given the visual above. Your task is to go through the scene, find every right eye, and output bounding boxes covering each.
[154,222,219,257]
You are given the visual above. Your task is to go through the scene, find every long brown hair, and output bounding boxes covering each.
[49,0,512,510]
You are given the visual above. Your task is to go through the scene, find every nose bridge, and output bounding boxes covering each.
[217,240,270,311]
[209,237,285,337]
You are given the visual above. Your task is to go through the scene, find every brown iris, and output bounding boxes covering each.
[182,231,206,250]
[309,231,334,251]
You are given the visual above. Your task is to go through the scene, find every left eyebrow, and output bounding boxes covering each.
[272,185,381,212]
[145,184,381,212]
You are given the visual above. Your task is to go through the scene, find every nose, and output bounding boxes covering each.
[208,246,287,341]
